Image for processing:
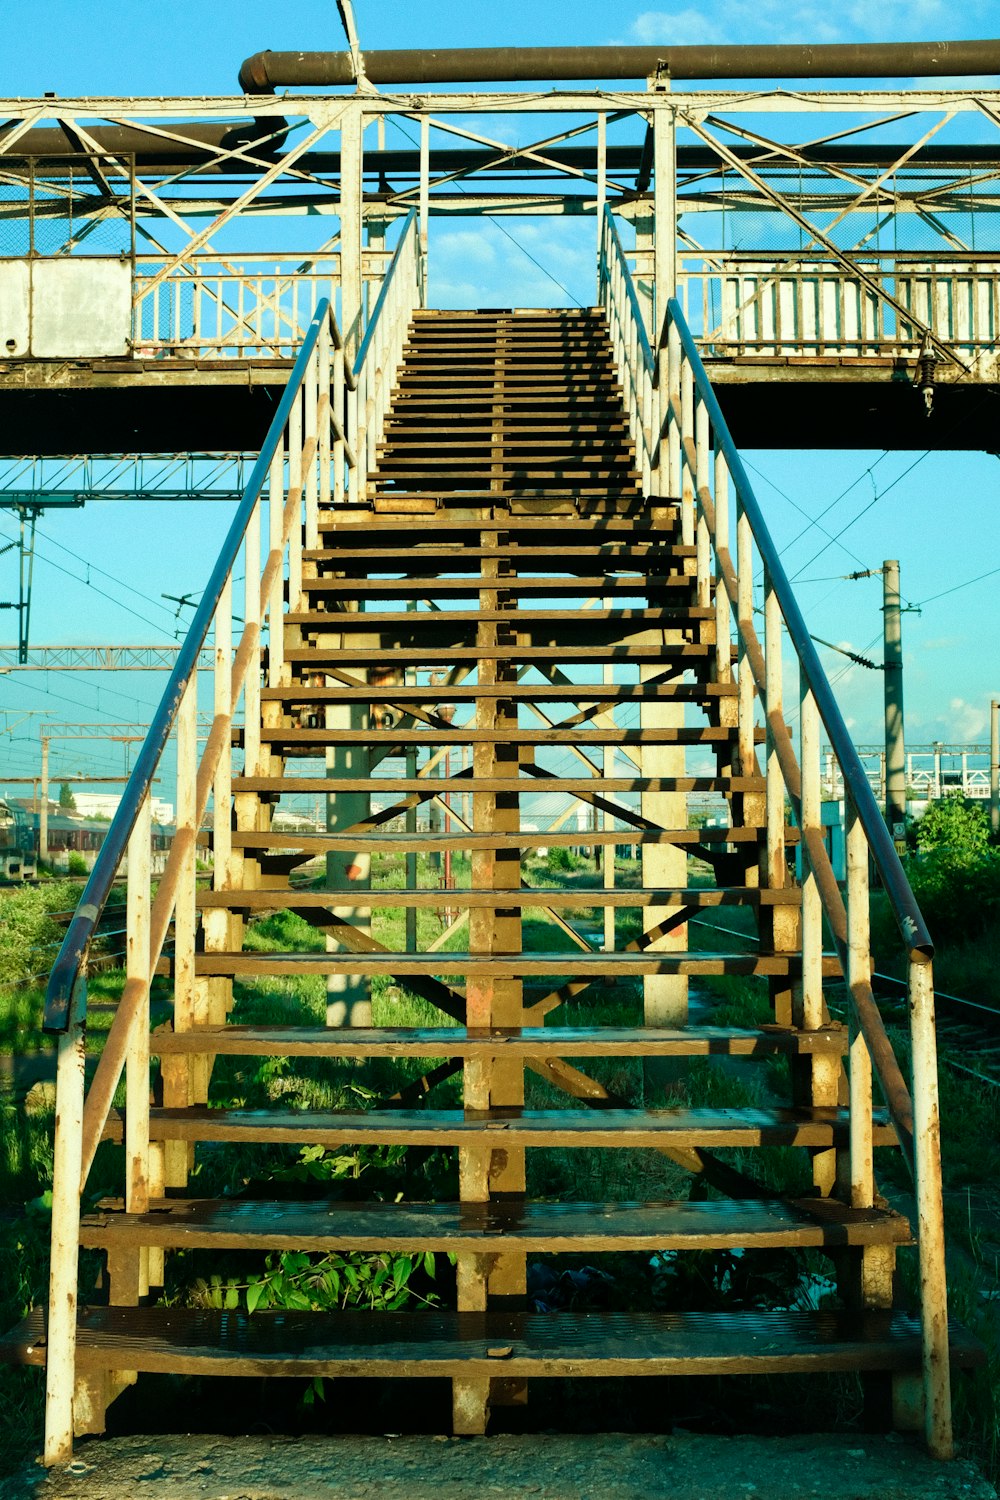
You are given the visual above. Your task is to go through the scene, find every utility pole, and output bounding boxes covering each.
[882,559,906,845]
[991,697,999,840]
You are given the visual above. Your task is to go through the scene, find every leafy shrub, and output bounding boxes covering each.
[547,845,579,873]
[66,852,88,878]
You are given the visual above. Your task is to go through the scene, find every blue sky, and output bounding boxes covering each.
[1,1,999,790]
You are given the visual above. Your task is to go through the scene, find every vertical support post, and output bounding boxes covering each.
[799,678,823,1034]
[603,601,615,952]
[125,791,152,1298]
[845,793,874,1210]
[213,580,233,891]
[304,343,320,554]
[883,558,906,842]
[287,392,303,612]
[43,974,87,1466]
[333,337,346,505]
[679,356,694,547]
[694,396,711,610]
[164,672,199,1179]
[736,501,754,777]
[419,116,430,273]
[341,105,363,502]
[40,732,49,868]
[268,442,286,687]
[596,112,607,265]
[909,955,954,1460]
[653,103,676,495]
[763,572,785,892]
[405,743,418,955]
[990,697,999,839]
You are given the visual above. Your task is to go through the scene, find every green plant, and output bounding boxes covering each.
[546,845,579,873]
[57,783,76,811]
[66,851,88,877]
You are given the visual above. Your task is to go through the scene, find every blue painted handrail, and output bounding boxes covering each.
[44,301,332,1032]
[665,294,932,960]
[352,208,418,379]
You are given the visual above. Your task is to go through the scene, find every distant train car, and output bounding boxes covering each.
[0,797,37,882]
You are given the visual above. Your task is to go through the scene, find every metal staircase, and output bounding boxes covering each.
[2,209,975,1464]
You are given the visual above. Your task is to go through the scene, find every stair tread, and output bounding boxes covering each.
[78,1196,908,1252]
[197,883,793,908]
[6,1307,978,1377]
[151,1024,846,1058]
[224,828,774,852]
[255,728,755,745]
[230,777,762,794]
[192,952,837,979]
[138,1105,891,1149]
[263,683,734,701]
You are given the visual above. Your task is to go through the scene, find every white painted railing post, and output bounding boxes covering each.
[763,572,785,889]
[124,791,153,1297]
[735,499,754,777]
[43,972,87,1464]
[798,676,823,1033]
[910,953,953,1460]
[695,395,711,609]
[845,791,874,1208]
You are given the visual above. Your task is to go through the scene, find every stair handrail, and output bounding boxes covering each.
[663,290,951,1457]
[43,301,334,1035]
[600,204,949,1457]
[41,293,361,1464]
[349,208,422,501]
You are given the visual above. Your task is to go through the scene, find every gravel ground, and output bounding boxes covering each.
[3,1432,996,1500]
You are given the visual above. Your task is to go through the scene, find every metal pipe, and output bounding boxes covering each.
[240,39,1000,92]
[9,121,286,166]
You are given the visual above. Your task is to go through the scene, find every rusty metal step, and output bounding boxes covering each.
[253,726,749,752]
[303,544,692,564]
[79,1196,902,1254]
[190,949,829,982]
[132,1104,888,1151]
[283,645,716,667]
[197,883,786,911]
[10,1307,977,1380]
[284,606,715,628]
[297,576,690,598]
[261,683,732,704]
[150,1026,844,1063]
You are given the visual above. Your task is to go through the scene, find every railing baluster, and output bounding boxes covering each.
[736,499,754,776]
[43,973,86,1465]
[799,676,823,1032]
[318,316,332,519]
[680,355,695,548]
[304,347,319,553]
[287,390,303,608]
[763,570,785,889]
[909,954,953,1459]
[695,394,710,609]
[845,790,873,1208]
[268,441,285,686]
[124,791,152,1298]
[213,580,233,887]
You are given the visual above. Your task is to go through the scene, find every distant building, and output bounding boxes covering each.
[72,792,175,825]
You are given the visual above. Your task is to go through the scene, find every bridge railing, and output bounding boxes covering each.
[600,204,951,1459]
[131,249,391,359]
[679,251,1000,362]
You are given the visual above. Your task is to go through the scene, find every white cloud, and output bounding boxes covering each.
[623,0,991,48]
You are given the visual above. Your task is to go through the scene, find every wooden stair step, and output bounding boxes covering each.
[191,951,834,981]
[224,829,776,854]
[8,1307,977,1380]
[231,776,760,795]
[197,883,793,910]
[285,606,715,627]
[131,1105,890,1151]
[262,683,734,703]
[79,1196,904,1254]
[151,1024,846,1061]
[282,646,717,666]
[317,511,677,532]
[298,577,692,598]
[302,545,693,563]
[254,727,751,748]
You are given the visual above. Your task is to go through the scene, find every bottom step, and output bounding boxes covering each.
[5,1307,983,1380]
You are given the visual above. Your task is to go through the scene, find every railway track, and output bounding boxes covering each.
[689,915,1000,1090]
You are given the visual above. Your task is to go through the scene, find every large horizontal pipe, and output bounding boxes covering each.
[4,120,285,165]
[239,39,1000,92]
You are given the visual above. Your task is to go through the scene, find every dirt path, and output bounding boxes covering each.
[4,1432,995,1500]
